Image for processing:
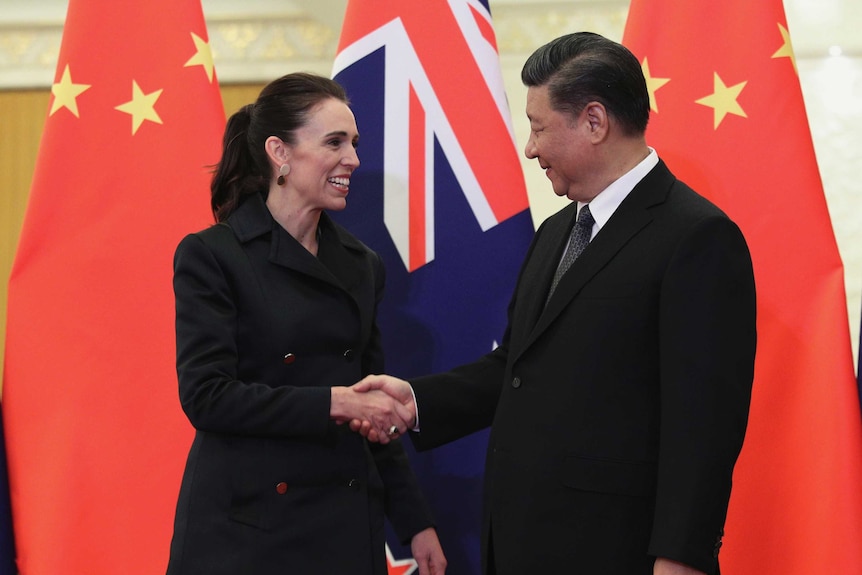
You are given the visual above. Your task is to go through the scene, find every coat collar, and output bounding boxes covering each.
[227,192,369,294]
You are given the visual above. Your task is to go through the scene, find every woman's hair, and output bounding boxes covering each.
[210,72,349,222]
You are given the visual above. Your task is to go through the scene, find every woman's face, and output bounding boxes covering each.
[286,97,360,212]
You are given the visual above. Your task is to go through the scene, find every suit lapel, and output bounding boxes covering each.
[516,161,675,358]
[514,202,578,344]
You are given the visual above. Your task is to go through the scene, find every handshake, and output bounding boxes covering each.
[330,375,417,444]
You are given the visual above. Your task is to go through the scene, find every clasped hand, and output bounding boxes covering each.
[330,375,415,444]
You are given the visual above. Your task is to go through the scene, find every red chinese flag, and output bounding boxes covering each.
[2,0,224,573]
[623,3,862,574]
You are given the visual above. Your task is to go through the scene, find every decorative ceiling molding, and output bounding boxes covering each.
[0,1,625,89]
[0,0,856,89]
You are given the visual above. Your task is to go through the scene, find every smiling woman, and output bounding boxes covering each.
[165,72,445,575]
[264,96,360,236]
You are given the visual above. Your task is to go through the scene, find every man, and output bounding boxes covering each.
[357,32,756,575]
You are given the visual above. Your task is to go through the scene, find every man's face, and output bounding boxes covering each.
[524,84,596,202]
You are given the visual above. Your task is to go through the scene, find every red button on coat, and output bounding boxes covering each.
[283,353,296,365]
[276,482,288,494]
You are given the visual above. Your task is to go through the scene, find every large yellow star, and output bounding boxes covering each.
[184,32,215,82]
[115,80,164,135]
[50,64,91,117]
[641,57,670,113]
[771,22,797,75]
[695,72,747,130]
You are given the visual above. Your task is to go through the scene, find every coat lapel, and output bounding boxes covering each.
[316,213,370,299]
[317,218,376,342]
[226,193,326,275]
[228,193,376,346]
[229,194,361,291]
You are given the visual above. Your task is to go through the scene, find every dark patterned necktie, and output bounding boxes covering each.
[546,205,594,303]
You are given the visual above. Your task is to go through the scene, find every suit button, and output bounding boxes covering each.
[283,353,296,365]
[343,349,355,362]
[275,482,288,494]
[348,478,360,490]
[511,377,521,388]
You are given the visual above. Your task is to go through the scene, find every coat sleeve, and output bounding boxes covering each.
[173,231,332,438]
[373,440,436,544]
[648,215,756,574]
[359,249,436,542]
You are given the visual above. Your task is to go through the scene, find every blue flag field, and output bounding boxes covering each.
[333,1,534,572]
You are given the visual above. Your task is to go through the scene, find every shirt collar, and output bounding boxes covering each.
[579,147,658,234]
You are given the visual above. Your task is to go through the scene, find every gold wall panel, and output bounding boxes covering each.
[0,84,264,391]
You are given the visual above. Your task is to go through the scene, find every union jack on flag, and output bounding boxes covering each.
[333,0,529,272]
[333,1,535,573]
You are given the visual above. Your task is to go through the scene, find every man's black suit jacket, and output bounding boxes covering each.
[411,160,756,575]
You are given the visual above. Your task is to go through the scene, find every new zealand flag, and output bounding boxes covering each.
[333,1,534,573]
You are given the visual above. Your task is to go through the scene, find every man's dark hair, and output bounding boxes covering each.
[521,32,650,136]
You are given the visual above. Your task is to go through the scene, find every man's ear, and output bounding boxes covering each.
[584,101,609,142]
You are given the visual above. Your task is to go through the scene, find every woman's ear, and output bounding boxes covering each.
[265,135,289,165]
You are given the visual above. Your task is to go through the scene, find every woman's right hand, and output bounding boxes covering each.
[329,385,413,444]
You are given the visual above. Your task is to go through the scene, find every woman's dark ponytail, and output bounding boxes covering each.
[210,104,267,222]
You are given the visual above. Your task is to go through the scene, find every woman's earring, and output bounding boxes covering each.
[277,164,291,186]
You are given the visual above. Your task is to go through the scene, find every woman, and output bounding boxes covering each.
[166,73,446,575]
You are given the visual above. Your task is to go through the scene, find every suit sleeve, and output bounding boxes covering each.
[406,220,551,451]
[648,215,756,574]
[408,348,506,451]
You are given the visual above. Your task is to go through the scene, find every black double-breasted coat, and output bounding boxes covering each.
[410,160,756,575]
[167,193,432,575]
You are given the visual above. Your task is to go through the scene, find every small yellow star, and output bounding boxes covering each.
[695,72,747,130]
[115,80,164,135]
[50,64,91,117]
[772,22,797,75]
[641,57,670,113]
[184,32,215,82]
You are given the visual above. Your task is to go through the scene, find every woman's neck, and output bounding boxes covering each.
[266,190,321,256]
